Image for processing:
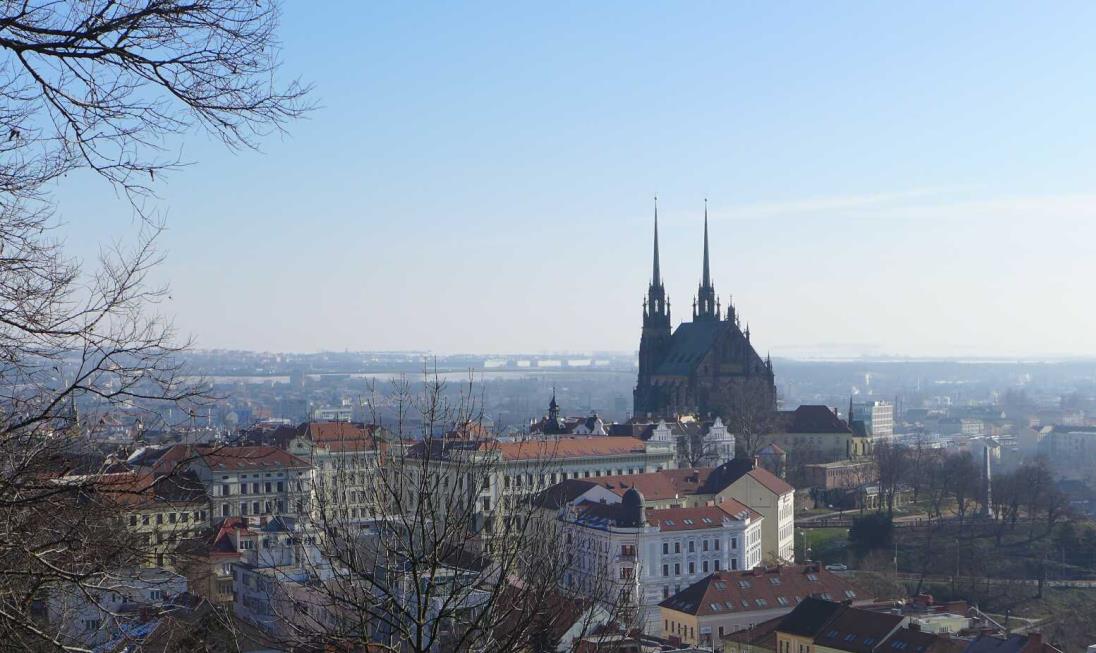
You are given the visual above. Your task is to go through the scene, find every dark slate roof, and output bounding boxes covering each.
[780,405,854,434]
[963,634,1049,653]
[654,321,722,376]
[720,614,784,648]
[776,597,846,638]
[881,627,966,653]
[812,606,904,653]
[533,478,599,510]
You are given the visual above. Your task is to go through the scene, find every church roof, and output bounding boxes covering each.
[654,321,723,376]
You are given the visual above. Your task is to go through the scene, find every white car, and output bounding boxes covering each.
[825,563,848,572]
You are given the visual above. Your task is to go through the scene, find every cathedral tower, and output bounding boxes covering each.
[635,198,672,415]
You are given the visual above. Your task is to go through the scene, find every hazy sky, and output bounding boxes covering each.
[56,2,1096,357]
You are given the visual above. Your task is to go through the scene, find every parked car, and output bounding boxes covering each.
[825,563,848,572]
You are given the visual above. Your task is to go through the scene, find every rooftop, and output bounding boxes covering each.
[661,565,859,617]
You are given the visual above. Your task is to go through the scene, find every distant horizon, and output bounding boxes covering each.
[182,347,1096,365]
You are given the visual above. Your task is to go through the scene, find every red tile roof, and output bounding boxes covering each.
[197,446,310,472]
[306,422,375,442]
[493,436,648,462]
[646,499,759,531]
[747,466,795,496]
[559,460,793,501]
[660,565,861,617]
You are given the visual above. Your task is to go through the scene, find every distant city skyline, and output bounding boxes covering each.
[56,2,1096,357]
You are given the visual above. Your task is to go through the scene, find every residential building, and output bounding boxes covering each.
[851,401,895,441]
[559,487,763,632]
[410,434,678,534]
[46,567,188,649]
[287,421,384,525]
[539,458,795,563]
[658,565,868,648]
[1038,425,1096,483]
[776,597,845,653]
[177,517,246,605]
[231,516,342,644]
[721,615,783,653]
[774,598,912,653]
[770,406,872,462]
[803,461,878,491]
[93,470,209,569]
[170,445,313,521]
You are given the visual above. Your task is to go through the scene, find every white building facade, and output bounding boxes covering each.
[559,489,763,633]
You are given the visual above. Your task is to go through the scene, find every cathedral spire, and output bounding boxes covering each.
[652,196,661,286]
[695,199,718,321]
[643,197,669,330]
[702,199,711,289]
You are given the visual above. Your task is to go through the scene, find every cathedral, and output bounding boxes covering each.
[633,201,777,420]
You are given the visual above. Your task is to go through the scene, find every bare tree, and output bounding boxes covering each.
[945,452,978,526]
[0,1,306,648]
[872,441,907,518]
[254,373,632,653]
[722,381,777,460]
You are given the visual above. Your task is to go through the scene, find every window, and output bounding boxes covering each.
[731,559,738,570]
[731,537,737,549]
[221,504,229,517]
[155,514,163,525]
[674,542,681,553]
[662,564,669,577]
[688,562,695,574]
[769,577,781,585]
[240,483,248,495]
[714,560,720,571]
[142,514,150,526]
[703,540,709,552]
[129,515,137,527]
[277,481,285,492]
[168,513,177,524]
[240,503,248,515]
[265,482,272,493]
[715,539,720,550]
[702,560,709,573]
[674,563,681,575]
[688,540,695,552]
[663,542,669,555]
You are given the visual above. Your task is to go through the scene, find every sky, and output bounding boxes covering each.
[55,2,1096,358]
